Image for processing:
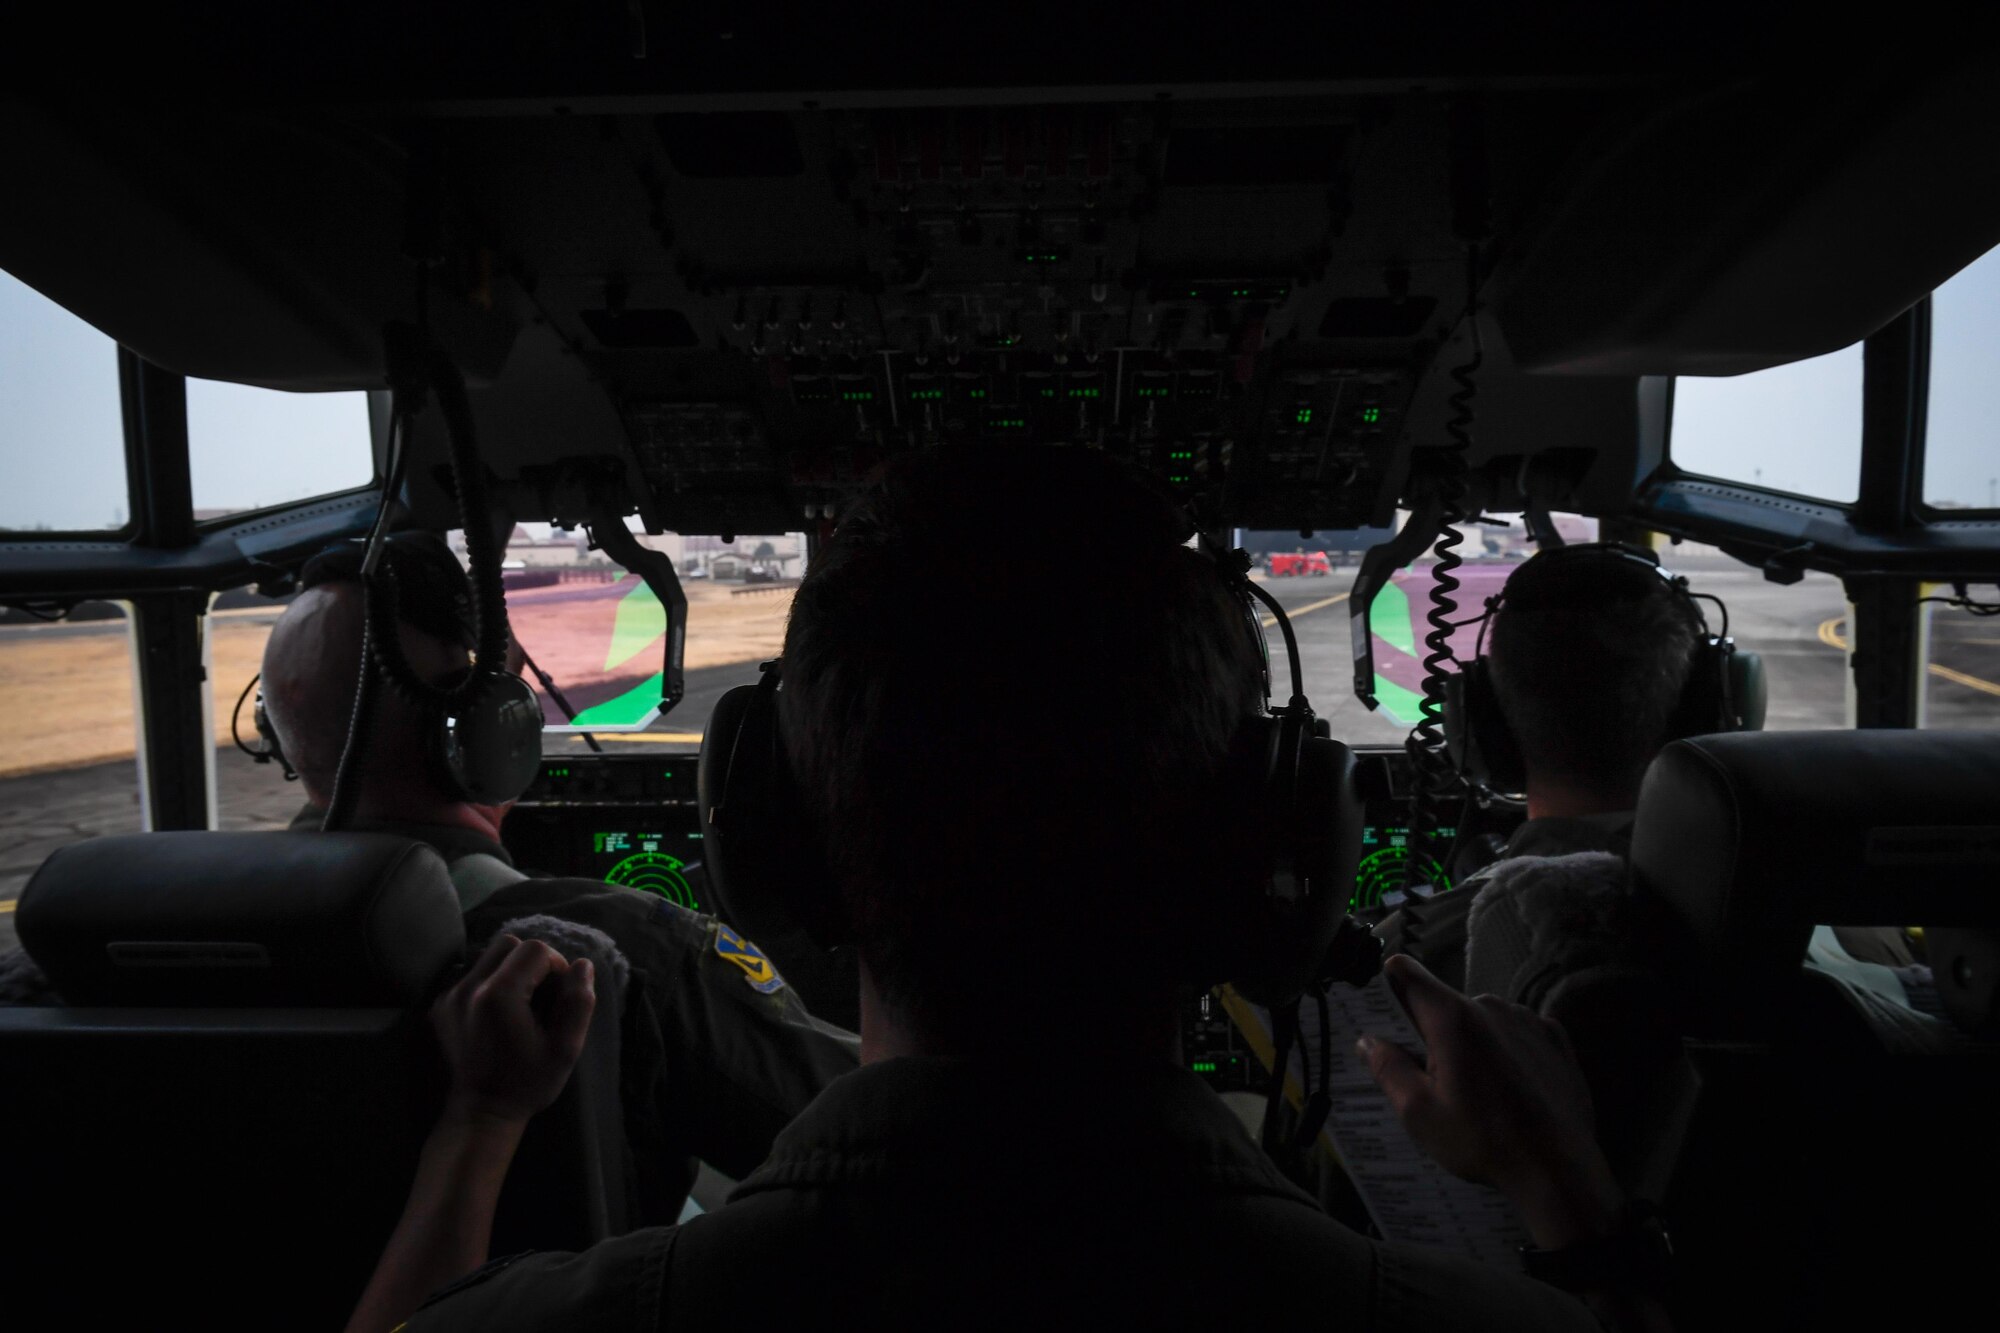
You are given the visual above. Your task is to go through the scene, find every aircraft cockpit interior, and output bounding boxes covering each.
[2,12,1998,1328]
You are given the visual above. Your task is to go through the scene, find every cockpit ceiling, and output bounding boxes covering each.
[1,20,1994,532]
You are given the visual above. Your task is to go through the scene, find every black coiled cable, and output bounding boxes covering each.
[361,339,514,713]
[1401,247,1483,896]
[324,323,514,829]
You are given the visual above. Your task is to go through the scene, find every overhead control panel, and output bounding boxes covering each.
[436,100,1465,534]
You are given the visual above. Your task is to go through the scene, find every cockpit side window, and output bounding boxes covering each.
[0,269,128,535]
[1670,341,1864,504]
[187,378,372,521]
[1923,240,2000,515]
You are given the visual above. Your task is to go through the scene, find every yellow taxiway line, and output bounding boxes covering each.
[1259,591,1350,629]
[1817,616,2000,698]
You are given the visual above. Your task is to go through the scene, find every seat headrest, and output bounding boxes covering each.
[18,832,466,1007]
[1631,731,2000,984]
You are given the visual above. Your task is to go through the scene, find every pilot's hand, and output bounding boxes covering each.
[432,933,596,1126]
[1360,953,1622,1248]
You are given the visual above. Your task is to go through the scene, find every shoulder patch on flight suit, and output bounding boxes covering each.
[714,923,787,994]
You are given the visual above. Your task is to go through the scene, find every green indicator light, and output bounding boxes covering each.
[969,389,986,398]
[1232,288,1249,297]
[1295,408,1313,424]
[1066,387,1101,398]
[1038,388,1057,397]
[1360,406,1382,423]
[842,390,875,402]
[910,388,944,401]
[1188,289,1199,297]
[1193,1061,1217,1073]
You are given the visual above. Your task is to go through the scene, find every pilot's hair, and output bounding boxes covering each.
[779,447,1266,1031]
[1486,547,1704,794]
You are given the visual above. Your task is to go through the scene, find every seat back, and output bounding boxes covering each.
[1626,732,2000,1326]
[0,832,632,1327]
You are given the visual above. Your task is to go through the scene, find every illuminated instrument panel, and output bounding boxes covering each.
[512,750,1491,1090]
[501,757,707,912]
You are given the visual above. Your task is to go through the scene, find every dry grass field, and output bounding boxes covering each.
[0,580,794,780]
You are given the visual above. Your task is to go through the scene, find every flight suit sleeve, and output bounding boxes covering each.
[467,879,861,1181]
[401,1227,677,1331]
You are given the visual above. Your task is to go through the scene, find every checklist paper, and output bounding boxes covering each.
[1294,973,1532,1268]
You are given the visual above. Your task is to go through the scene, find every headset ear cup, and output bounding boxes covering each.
[1457,658,1526,794]
[697,682,759,928]
[437,671,543,805]
[1668,638,1738,741]
[698,676,843,946]
[1443,673,1475,777]
[252,691,296,781]
[1729,648,1766,731]
[1226,727,1363,1007]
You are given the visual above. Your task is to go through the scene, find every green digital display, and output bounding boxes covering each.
[1351,825,1456,913]
[592,832,700,910]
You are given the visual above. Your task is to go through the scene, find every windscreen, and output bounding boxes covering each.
[507,562,677,731]
[495,524,804,747]
[1251,514,1600,748]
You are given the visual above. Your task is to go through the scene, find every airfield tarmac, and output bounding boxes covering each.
[2,557,1995,954]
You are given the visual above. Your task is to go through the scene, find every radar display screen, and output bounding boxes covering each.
[588,831,703,910]
[1352,824,1455,912]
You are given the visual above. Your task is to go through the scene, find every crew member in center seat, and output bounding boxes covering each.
[257,532,859,1223]
[1381,543,1731,996]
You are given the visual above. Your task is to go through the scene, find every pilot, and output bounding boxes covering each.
[257,531,859,1222]
[346,451,1673,1333]
[1380,542,1730,995]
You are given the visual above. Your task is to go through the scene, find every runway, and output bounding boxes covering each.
[2,555,1996,954]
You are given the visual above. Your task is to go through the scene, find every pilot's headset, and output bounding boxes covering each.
[295,531,542,805]
[697,478,1379,1008]
[1443,542,1767,794]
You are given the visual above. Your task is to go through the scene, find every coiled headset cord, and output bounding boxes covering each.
[1400,246,1482,896]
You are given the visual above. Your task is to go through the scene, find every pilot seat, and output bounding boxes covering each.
[0,830,636,1326]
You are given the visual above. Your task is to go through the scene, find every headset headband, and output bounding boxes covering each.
[300,532,478,652]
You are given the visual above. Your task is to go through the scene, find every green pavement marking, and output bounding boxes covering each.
[1373,580,1416,656]
[571,671,664,728]
[1371,672,1429,727]
[604,578,667,673]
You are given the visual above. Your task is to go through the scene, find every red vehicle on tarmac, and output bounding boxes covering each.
[1267,551,1332,577]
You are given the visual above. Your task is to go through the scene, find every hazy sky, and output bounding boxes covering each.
[4,245,1996,531]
